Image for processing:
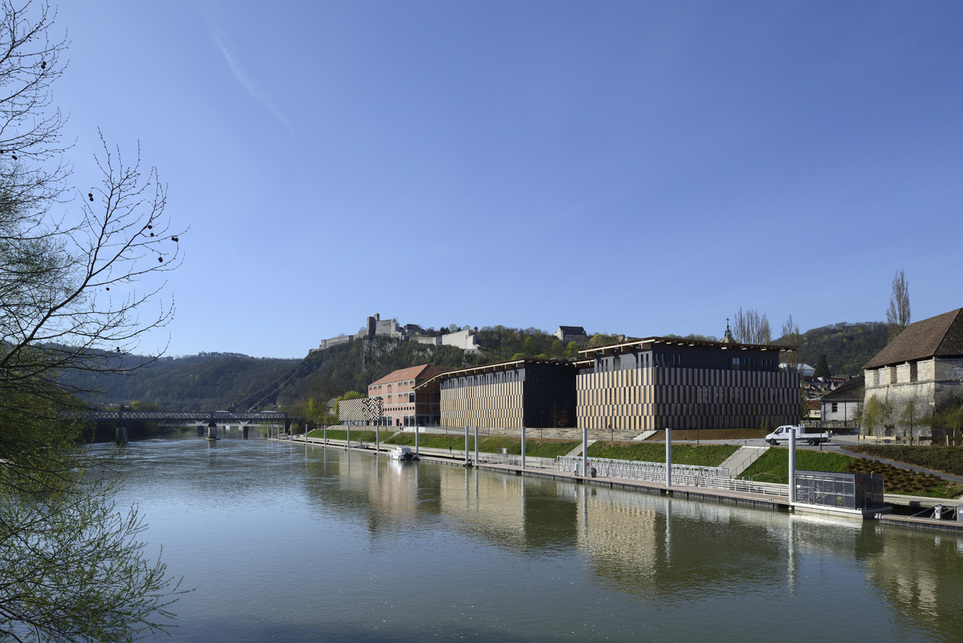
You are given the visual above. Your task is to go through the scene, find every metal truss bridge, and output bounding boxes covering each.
[74,410,289,424]
[70,409,292,443]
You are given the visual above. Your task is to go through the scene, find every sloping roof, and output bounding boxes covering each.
[820,375,864,402]
[369,364,443,387]
[863,308,963,369]
[557,326,587,335]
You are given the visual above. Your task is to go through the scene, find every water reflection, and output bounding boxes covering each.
[296,445,963,640]
[108,439,963,642]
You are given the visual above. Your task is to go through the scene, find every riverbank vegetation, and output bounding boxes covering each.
[740,449,963,498]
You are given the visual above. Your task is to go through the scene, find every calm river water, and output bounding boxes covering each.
[108,435,963,642]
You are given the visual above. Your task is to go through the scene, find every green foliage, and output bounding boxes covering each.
[864,395,892,435]
[648,429,769,441]
[0,3,186,638]
[776,322,888,376]
[586,442,737,466]
[59,352,300,411]
[739,449,852,483]
[588,333,620,347]
[307,429,380,442]
[1,467,184,641]
[738,447,963,497]
[475,326,556,362]
[378,433,579,458]
[277,337,473,412]
[384,433,474,450]
[814,354,830,378]
[850,445,963,477]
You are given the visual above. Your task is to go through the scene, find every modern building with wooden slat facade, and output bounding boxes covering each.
[417,359,577,430]
[576,336,798,431]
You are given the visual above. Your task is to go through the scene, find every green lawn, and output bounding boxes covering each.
[383,433,580,458]
[740,448,963,498]
[739,449,852,484]
[307,428,381,442]
[586,441,737,467]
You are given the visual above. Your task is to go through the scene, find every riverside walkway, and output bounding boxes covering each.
[275,434,963,532]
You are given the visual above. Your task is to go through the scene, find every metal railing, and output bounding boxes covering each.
[556,456,725,484]
[554,455,790,498]
[474,452,557,469]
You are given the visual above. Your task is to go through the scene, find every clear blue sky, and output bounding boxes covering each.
[52,1,963,358]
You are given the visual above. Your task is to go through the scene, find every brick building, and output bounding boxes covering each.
[368,364,442,427]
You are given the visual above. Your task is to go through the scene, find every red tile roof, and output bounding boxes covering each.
[369,364,443,387]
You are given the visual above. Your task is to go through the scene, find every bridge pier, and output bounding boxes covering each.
[207,422,218,441]
[116,425,128,444]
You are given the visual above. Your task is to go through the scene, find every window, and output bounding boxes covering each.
[831,402,838,413]
[910,362,918,382]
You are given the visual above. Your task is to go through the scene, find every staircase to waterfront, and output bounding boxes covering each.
[718,446,769,477]
[564,441,596,457]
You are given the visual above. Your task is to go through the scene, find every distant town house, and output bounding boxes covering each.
[820,375,863,430]
[555,326,588,343]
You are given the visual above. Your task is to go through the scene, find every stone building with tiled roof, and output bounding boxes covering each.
[862,308,963,438]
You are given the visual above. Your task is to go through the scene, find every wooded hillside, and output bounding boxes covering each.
[61,320,887,413]
[782,321,887,376]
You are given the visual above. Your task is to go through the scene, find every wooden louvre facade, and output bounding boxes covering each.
[422,360,577,430]
[577,338,798,431]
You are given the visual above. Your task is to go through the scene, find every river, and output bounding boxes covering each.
[108,435,963,642]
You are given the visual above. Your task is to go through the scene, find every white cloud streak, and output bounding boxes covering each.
[211,30,294,133]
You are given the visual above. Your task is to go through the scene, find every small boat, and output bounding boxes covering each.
[387,446,417,461]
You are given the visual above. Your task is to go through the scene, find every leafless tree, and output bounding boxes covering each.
[0,2,185,639]
[780,314,800,369]
[886,268,911,342]
[732,307,771,344]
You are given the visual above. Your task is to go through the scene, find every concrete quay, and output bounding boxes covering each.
[282,435,963,532]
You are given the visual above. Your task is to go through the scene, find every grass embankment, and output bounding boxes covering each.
[846,445,963,477]
[647,429,769,441]
[587,441,737,467]
[384,433,580,459]
[309,430,581,459]
[740,448,963,498]
[307,429,380,442]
